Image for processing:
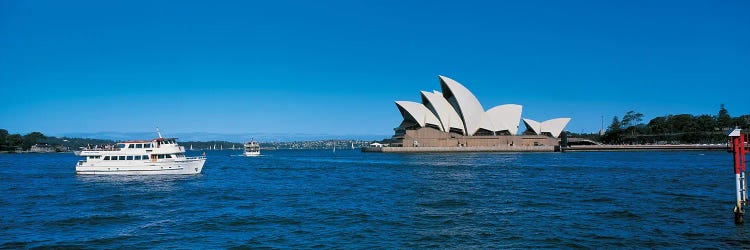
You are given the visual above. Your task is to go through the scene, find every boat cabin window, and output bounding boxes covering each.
[134,155,141,160]
[143,155,149,160]
[165,154,172,158]
[128,144,135,148]
[126,156,133,160]
[88,156,100,159]
[118,156,125,160]
[158,154,165,159]
[117,144,126,149]
[103,156,110,160]
[136,144,143,148]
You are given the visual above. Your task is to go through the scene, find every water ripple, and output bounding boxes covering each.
[0,150,742,248]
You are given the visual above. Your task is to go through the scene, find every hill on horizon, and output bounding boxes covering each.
[54,131,388,143]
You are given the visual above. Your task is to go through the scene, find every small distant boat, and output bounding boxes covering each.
[243,139,260,156]
[74,130,206,175]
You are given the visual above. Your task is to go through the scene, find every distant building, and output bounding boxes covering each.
[29,144,56,153]
[388,75,570,148]
[27,144,68,153]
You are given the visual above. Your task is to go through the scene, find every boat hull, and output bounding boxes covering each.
[76,158,206,175]
[243,151,260,156]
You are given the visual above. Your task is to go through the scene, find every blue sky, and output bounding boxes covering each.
[1,0,748,136]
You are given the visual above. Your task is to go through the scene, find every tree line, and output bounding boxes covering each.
[0,129,114,152]
[599,105,749,144]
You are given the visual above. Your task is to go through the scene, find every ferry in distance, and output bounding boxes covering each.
[244,139,260,156]
[74,131,206,175]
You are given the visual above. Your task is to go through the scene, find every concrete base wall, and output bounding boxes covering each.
[394,127,559,148]
[366,127,561,153]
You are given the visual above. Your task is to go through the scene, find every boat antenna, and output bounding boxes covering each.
[156,127,163,139]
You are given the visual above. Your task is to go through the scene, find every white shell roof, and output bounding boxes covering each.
[478,114,497,133]
[421,90,466,134]
[395,101,442,128]
[439,75,485,136]
[485,104,523,135]
[542,118,571,138]
[522,118,542,135]
[523,118,571,138]
[393,75,569,137]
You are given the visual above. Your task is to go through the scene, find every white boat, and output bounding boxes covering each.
[74,134,206,175]
[243,140,260,156]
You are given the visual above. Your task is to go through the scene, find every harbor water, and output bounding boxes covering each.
[1,150,748,248]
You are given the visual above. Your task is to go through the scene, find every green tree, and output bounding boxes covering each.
[695,114,716,132]
[647,116,668,134]
[733,115,750,129]
[718,104,731,128]
[22,132,47,150]
[608,116,621,132]
[621,111,644,143]
[602,116,623,144]
[621,110,644,128]
[0,129,7,150]
[670,114,697,132]
[6,134,23,150]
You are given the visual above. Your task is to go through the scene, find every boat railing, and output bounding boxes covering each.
[185,156,206,160]
[79,148,120,151]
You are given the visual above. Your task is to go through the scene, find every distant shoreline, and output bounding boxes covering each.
[0,151,72,154]
[565,144,729,152]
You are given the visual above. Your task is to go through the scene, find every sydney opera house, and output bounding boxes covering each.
[380,75,570,151]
